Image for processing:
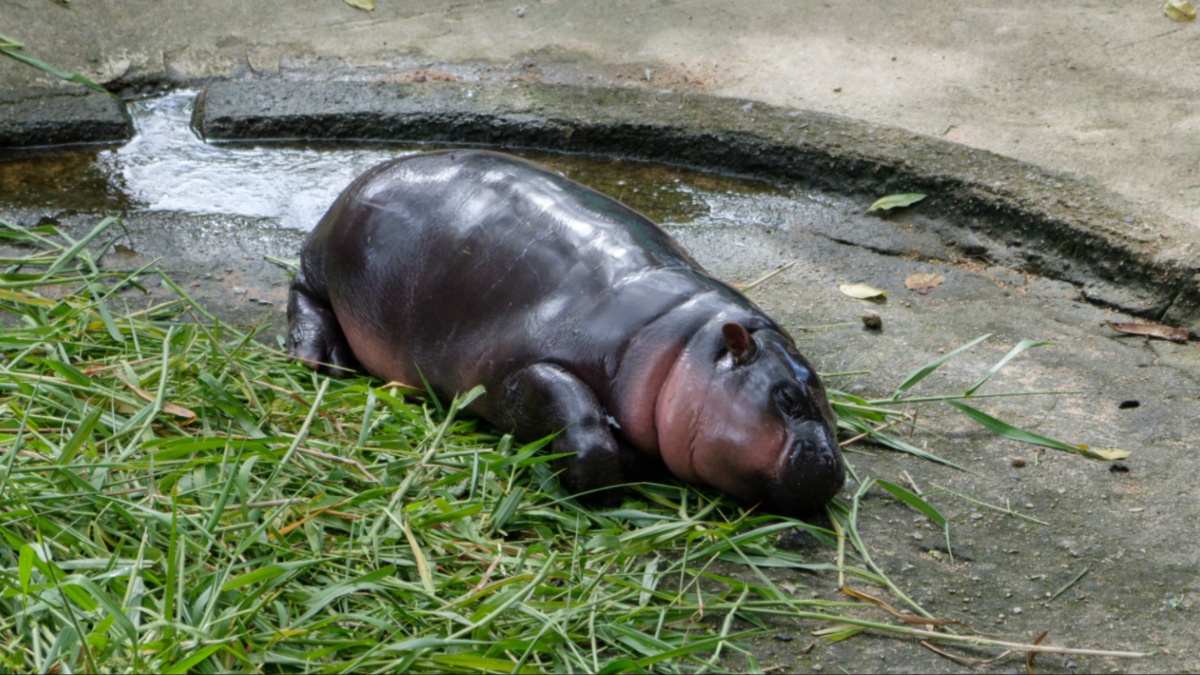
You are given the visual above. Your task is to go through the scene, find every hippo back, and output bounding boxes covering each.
[305,150,767,402]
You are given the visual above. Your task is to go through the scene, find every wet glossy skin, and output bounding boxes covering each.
[288,150,844,515]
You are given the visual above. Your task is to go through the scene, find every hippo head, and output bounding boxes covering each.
[656,319,845,516]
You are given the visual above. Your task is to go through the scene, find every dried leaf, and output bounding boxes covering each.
[867,193,926,213]
[841,585,970,629]
[905,272,945,295]
[812,624,866,642]
[1027,629,1051,675]
[1104,321,1188,343]
[117,373,197,420]
[1163,0,1196,21]
[733,260,797,292]
[839,282,887,300]
[275,495,356,537]
[1087,447,1132,461]
[920,641,1012,667]
[344,0,375,10]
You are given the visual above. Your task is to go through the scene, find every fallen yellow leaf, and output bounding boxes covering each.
[1086,447,1132,461]
[1163,0,1196,21]
[839,283,887,300]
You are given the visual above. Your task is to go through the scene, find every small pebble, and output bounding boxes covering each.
[514,5,526,17]
[1011,457,1026,467]
[861,309,882,330]
[773,633,793,642]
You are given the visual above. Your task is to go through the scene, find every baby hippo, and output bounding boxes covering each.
[287,150,844,515]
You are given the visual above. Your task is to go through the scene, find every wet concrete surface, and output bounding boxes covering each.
[3,1,1199,228]
[0,88,133,146]
[2,91,1199,671]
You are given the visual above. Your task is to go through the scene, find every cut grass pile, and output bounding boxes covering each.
[0,218,1143,672]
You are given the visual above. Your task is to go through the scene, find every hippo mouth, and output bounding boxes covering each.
[766,421,845,516]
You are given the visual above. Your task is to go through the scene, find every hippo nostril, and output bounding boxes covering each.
[766,421,845,515]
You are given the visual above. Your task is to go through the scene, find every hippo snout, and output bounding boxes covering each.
[766,421,845,515]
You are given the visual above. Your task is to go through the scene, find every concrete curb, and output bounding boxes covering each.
[192,79,1200,333]
[0,88,133,147]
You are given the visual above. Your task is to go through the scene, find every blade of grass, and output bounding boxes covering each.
[945,400,1101,458]
[892,333,991,398]
[874,479,945,528]
[0,34,110,94]
[965,339,1052,395]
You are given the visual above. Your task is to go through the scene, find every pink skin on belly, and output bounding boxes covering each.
[339,318,418,388]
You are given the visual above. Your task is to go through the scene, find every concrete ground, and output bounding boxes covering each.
[3,2,1200,673]
[2,1,1198,227]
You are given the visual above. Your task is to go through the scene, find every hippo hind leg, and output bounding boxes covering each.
[498,363,624,500]
[286,268,360,377]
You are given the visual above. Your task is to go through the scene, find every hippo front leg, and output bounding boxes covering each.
[286,269,360,377]
[497,363,624,498]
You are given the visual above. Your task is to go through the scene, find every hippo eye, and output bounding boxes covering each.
[773,385,805,418]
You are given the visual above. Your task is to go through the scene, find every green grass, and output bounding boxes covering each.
[0,218,1141,672]
[1,32,109,94]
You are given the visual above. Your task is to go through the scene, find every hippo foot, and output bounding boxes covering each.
[286,273,360,377]
[552,424,625,502]
[499,363,625,498]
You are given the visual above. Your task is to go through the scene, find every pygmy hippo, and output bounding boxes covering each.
[287,150,844,515]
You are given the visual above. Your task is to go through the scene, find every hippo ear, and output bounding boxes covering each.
[722,322,757,365]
